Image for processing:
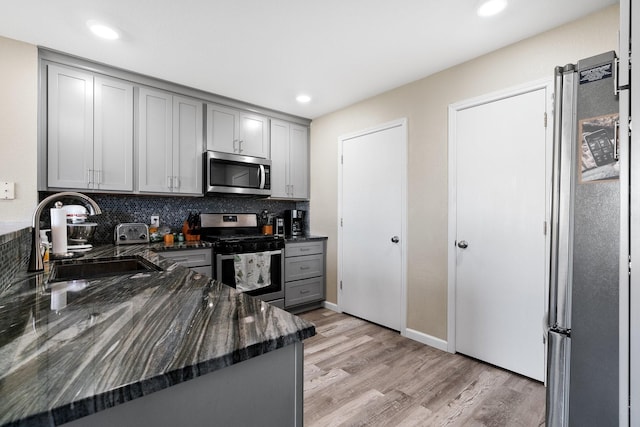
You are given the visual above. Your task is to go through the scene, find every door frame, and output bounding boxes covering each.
[337,118,408,335]
[447,79,554,354]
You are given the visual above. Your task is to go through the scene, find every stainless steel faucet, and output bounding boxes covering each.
[28,192,102,272]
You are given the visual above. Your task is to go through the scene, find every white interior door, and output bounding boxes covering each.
[453,87,547,381]
[340,120,406,331]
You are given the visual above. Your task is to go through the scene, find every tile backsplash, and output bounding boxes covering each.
[39,193,310,243]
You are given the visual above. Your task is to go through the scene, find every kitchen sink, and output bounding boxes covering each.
[48,255,162,283]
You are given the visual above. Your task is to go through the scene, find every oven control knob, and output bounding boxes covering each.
[139,233,147,240]
[119,234,127,241]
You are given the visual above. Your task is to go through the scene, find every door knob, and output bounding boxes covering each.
[457,240,468,249]
[391,236,400,243]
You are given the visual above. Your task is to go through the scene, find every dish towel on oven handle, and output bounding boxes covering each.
[234,251,273,292]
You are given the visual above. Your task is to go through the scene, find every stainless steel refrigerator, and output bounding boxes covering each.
[547,51,620,427]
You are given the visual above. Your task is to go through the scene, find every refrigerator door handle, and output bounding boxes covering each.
[614,119,620,160]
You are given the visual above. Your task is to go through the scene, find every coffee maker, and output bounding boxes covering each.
[284,209,305,237]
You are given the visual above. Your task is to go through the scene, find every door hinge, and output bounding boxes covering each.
[340,218,343,227]
[629,255,632,275]
[341,155,344,164]
[544,112,548,128]
[543,221,548,235]
[340,280,343,290]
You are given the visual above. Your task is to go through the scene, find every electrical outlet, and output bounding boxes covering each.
[150,215,160,227]
[0,182,15,200]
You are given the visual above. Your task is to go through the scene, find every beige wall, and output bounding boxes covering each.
[310,5,619,341]
[0,36,38,228]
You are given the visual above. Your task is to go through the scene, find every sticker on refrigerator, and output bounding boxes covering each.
[579,63,612,84]
[579,113,619,182]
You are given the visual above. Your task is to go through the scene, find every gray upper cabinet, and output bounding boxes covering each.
[138,88,203,195]
[270,119,309,200]
[47,64,133,191]
[206,103,270,158]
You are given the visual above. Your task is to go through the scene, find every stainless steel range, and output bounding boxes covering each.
[200,213,285,308]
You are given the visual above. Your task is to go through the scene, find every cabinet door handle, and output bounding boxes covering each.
[300,289,310,294]
[87,169,93,187]
[239,140,244,153]
[233,139,238,152]
[174,176,179,190]
[300,266,310,270]
[95,169,101,186]
[167,176,173,189]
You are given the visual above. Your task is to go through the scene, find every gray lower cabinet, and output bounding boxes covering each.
[65,342,303,427]
[159,248,212,277]
[284,240,325,309]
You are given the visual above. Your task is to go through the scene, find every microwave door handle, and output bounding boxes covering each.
[259,165,266,189]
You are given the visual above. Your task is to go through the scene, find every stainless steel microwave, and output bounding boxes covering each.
[204,151,271,196]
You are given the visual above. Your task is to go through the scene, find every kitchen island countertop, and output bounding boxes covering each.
[0,244,315,426]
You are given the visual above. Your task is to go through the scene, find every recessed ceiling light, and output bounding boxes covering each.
[87,20,120,40]
[296,94,311,104]
[476,0,508,17]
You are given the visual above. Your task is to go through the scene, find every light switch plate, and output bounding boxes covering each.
[0,182,15,200]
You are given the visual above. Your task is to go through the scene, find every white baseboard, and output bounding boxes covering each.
[322,301,341,313]
[404,328,450,353]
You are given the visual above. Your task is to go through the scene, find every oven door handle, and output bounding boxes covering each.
[258,165,266,189]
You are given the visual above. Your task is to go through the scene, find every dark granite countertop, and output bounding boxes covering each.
[0,244,315,427]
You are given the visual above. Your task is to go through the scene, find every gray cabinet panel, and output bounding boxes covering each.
[47,64,134,192]
[160,248,213,278]
[173,96,203,194]
[137,87,173,193]
[206,103,269,159]
[289,124,309,199]
[284,240,326,309]
[206,104,238,153]
[47,64,94,189]
[94,76,133,191]
[269,119,309,200]
[138,88,203,195]
[285,276,324,307]
[239,112,269,158]
[285,241,323,257]
[285,254,324,282]
[160,248,212,268]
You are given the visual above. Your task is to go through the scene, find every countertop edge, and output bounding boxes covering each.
[17,326,316,427]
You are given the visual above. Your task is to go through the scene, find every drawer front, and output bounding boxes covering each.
[160,248,212,267]
[285,276,324,307]
[285,254,323,281]
[285,241,324,257]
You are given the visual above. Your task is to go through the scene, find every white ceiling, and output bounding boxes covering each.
[0,0,618,119]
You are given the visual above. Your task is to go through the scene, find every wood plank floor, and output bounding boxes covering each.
[299,308,546,427]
